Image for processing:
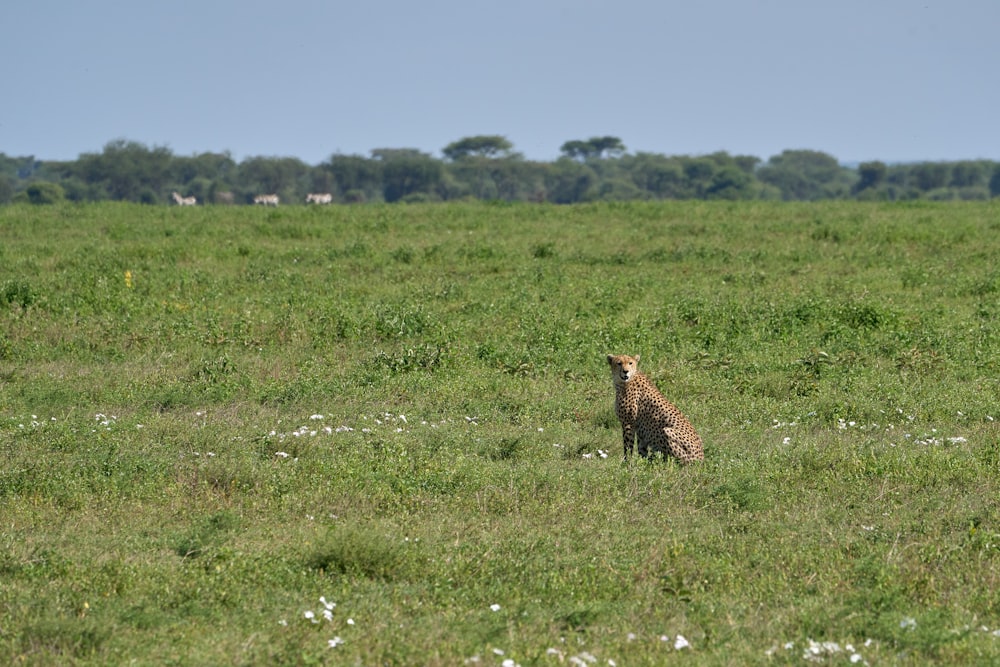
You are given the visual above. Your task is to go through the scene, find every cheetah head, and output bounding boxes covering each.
[607,354,640,385]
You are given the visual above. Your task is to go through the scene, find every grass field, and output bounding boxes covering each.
[1,200,999,665]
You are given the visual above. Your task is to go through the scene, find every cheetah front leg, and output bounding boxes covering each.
[621,422,635,460]
[636,432,651,459]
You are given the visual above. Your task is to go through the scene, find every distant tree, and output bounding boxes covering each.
[909,162,949,192]
[990,165,1000,198]
[757,150,854,200]
[854,161,887,194]
[322,155,383,202]
[625,153,684,199]
[705,165,754,200]
[559,140,594,161]
[376,150,443,203]
[732,155,762,175]
[174,152,237,185]
[371,148,428,161]
[237,156,309,201]
[545,158,597,203]
[949,161,987,188]
[589,136,626,159]
[682,157,717,197]
[72,139,173,201]
[442,135,516,161]
[560,136,626,161]
[0,176,12,203]
[25,181,65,204]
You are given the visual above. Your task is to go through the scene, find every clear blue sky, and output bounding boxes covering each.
[4,0,998,165]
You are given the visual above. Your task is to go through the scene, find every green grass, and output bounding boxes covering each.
[1,200,1000,665]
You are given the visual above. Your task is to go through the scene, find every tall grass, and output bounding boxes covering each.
[1,200,999,664]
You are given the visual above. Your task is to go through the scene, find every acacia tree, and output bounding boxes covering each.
[560,136,626,161]
[442,136,515,161]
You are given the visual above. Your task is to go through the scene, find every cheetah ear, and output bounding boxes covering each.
[634,354,640,363]
[606,354,614,364]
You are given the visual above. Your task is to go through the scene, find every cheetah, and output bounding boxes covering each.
[607,354,703,463]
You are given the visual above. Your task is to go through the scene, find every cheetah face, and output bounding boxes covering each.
[607,354,640,384]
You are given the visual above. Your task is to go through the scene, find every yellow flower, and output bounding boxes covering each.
[124,270,133,289]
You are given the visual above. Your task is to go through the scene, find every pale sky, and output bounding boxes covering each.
[4,0,998,165]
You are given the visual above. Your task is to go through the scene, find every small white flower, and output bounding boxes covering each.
[850,654,864,664]
[901,616,917,630]
[328,636,344,648]
[674,635,690,650]
[310,414,324,420]
[490,604,501,612]
[304,610,317,623]
[492,647,505,656]
[582,453,593,459]
[399,414,407,423]
[347,618,355,625]
[320,596,335,610]
[278,619,287,626]
[276,451,289,458]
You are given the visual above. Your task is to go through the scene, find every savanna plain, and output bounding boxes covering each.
[1,201,999,666]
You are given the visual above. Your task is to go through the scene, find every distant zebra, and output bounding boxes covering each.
[306,193,333,204]
[172,191,197,206]
[253,194,280,206]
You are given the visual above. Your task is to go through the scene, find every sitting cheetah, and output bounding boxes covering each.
[607,354,703,463]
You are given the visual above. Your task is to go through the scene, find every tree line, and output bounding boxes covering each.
[3,136,999,205]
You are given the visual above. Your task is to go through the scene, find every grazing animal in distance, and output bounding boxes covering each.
[607,354,703,463]
[253,194,280,206]
[306,193,333,204]
[171,192,196,206]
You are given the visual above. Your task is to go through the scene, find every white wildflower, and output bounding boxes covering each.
[674,635,690,650]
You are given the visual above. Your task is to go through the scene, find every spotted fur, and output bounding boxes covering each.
[607,354,703,463]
